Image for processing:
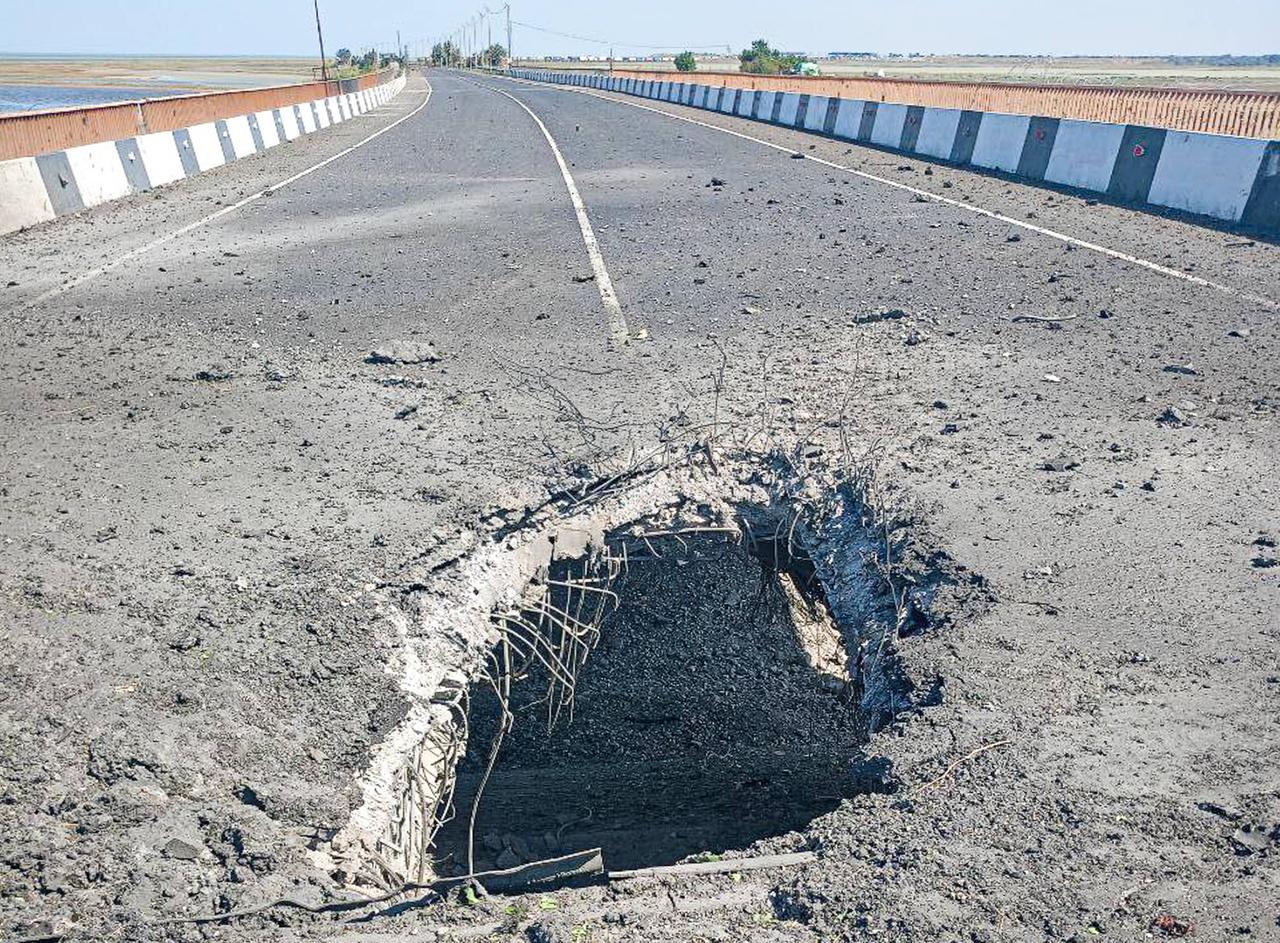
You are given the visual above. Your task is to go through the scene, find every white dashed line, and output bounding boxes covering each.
[466,78,630,344]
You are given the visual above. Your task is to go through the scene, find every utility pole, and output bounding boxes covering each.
[396,29,402,64]
[313,0,329,83]
[505,3,512,68]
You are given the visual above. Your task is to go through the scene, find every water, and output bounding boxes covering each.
[0,84,187,114]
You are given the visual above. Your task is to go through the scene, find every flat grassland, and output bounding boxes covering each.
[519,54,1280,92]
[0,56,322,90]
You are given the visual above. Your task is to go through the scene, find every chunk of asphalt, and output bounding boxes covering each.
[367,341,442,365]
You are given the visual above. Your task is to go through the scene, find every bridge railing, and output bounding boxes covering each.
[607,68,1280,139]
[0,67,399,161]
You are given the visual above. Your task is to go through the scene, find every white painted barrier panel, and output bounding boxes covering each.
[915,108,962,159]
[970,113,1029,173]
[1044,120,1125,192]
[297,104,317,134]
[870,104,909,148]
[254,111,280,148]
[278,108,300,140]
[1148,131,1267,221]
[718,88,737,113]
[135,131,185,186]
[187,122,225,169]
[776,93,801,126]
[224,115,256,158]
[832,99,865,139]
[803,96,829,132]
[313,100,330,129]
[756,92,779,122]
[64,141,132,206]
[735,90,755,117]
[0,157,55,232]
[326,97,343,123]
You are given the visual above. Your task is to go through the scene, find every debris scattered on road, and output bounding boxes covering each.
[194,366,234,382]
[169,630,201,652]
[1009,313,1077,325]
[1156,406,1188,427]
[1041,454,1080,472]
[368,341,442,365]
[162,838,204,861]
[1150,914,1195,937]
[742,305,761,316]
[1042,373,1062,383]
[853,308,907,324]
[1230,824,1276,854]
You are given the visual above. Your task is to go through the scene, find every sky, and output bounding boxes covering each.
[0,0,1277,59]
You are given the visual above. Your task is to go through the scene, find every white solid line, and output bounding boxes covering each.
[12,78,429,316]
[465,77,630,344]
[499,73,1278,311]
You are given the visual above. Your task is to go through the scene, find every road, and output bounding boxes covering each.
[1,70,1277,942]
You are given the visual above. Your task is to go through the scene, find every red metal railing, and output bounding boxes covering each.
[0,67,398,161]
[609,69,1280,139]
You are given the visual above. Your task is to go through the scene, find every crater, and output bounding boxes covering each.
[429,498,900,881]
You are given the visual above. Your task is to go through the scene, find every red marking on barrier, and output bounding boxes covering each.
[1133,143,1146,157]
[1035,128,1047,141]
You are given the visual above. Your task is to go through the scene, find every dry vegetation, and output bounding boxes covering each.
[0,56,321,90]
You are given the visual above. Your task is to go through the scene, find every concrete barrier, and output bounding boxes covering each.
[0,73,407,236]
[512,69,1280,235]
[600,67,1280,140]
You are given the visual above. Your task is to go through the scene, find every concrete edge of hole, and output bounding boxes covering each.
[327,465,743,890]
[323,451,964,894]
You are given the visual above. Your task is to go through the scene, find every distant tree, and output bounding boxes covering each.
[335,48,352,64]
[674,51,696,72]
[739,38,802,75]
[431,41,462,67]
[483,43,507,67]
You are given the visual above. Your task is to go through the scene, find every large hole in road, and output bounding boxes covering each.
[430,505,883,877]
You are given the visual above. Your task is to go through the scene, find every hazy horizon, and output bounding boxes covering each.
[1,0,1277,59]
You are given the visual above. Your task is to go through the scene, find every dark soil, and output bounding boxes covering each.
[435,528,867,877]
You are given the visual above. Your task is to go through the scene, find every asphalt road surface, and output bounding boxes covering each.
[1,70,1277,942]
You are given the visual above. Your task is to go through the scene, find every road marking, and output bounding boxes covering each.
[497,74,1278,310]
[11,79,433,317]
[464,77,630,344]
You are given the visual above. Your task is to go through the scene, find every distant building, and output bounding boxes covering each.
[827,52,877,58]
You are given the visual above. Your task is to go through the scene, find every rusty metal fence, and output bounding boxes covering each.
[0,68,397,161]
[611,69,1280,139]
